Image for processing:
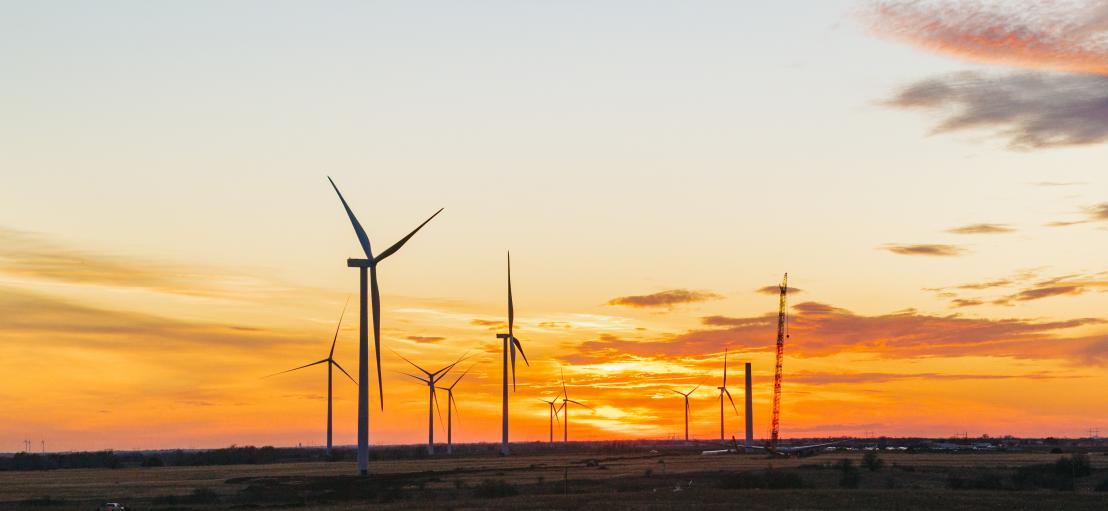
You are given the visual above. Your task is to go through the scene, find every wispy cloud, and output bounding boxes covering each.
[867,1,1108,76]
[790,370,1072,385]
[571,300,1105,362]
[946,223,1014,235]
[755,285,803,295]
[0,226,310,303]
[886,72,1108,149]
[1047,202,1108,227]
[881,243,966,256]
[950,298,983,308]
[867,1,1108,149]
[405,335,446,344]
[993,273,1108,305]
[1031,181,1086,187]
[607,289,723,309]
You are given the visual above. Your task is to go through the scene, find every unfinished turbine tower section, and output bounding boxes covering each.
[744,362,754,450]
[770,273,789,451]
[327,176,443,475]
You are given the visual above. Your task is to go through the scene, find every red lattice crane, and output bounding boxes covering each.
[770,273,789,451]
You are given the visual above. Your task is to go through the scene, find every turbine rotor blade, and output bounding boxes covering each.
[725,388,739,416]
[372,272,384,409]
[329,298,350,359]
[326,177,374,260]
[389,347,432,377]
[565,399,594,411]
[722,348,728,387]
[449,364,475,389]
[512,337,529,366]
[396,370,430,384]
[510,342,518,391]
[373,208,444,264]
[332,359,358,386]
[433,388,446,436]
[560,367,567,399]
[264,358,328,378]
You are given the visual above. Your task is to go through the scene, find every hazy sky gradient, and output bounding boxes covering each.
[1,1,1105,451]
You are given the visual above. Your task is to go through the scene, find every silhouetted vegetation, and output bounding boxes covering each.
[948,471,1006,490]
[836,458,860,488]
[473,479,519,498]
[718,468,808,489]
[862,450,884,471]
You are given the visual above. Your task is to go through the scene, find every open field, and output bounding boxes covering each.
[3,448,1108,510]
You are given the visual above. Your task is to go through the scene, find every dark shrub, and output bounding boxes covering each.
[473,479,519,498]
[950,471,1005,490]
[1012,463,1074,491]
[1055,454,1091,478]
[719,469,807,490]
[837,459,859,489]
[862,451,884,471]
[1095,477,1108,492]
[141,456,164,467]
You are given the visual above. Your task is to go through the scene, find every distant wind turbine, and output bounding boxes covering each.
[394,350,469,455]
[327,176,443,475]
[265,301,356,456]
[495,251,529,456]
[671,381,703,444]
[436,364,474,455]
[559,368,593,443]
[539,396,563,446]
[716,348,740,446]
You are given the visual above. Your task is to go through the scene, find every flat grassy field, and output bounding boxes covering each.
[3,449,1108,510]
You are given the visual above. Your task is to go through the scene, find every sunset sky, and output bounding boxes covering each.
[1,1,1106,452]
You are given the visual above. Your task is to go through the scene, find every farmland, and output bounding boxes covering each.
[3,445,1108,510]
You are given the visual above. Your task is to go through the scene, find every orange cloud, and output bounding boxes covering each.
[571,301,1105,362]
[946,223,1014,234]
[867,1,1108,75]
[607,289,723,309]
[881,243,966,256]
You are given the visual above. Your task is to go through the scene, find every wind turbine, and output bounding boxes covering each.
[495,251,528,455]
[539,395,563,446]
[716,348,740,446]
[327,176,443,475]
[394,351,469,455]
[671,382,703,444]
[436,365,474,455]
[266,301,356,456]
[559,368,593,443]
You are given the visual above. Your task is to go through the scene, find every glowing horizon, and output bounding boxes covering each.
[1,1,1105,452]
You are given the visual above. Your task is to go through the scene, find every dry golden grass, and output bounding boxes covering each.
[2,450,1107,510]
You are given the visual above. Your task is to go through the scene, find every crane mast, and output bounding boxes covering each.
[770,273,788,451]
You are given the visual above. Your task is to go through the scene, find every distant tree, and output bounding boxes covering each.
[862,451,884,471]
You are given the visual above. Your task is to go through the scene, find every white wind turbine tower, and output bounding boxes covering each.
[671,382,703,444]
[266,301,356,456]
[495,252,529,455]
[716,348,740,446]
[394,351,469,455]
[559,368,593,443]
[436,365,474,455]
[327,176,443,475]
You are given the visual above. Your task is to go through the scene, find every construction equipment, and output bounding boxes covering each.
[770,273,789,451]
